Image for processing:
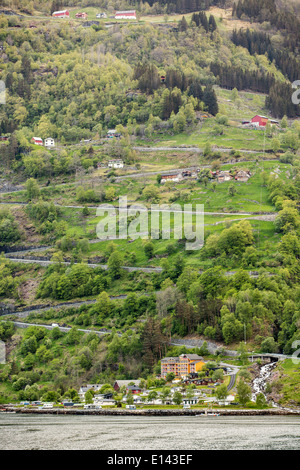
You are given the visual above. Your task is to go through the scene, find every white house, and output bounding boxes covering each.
[160,174,182,184]
[45,137,55,148]
[182,397,199,405]
[94,397,115,406]
[108,159,124,169]
[78,384,103,400]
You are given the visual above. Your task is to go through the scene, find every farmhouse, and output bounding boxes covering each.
[216,170,232,183]
[251,115,279,127]
[108,159,124,169]
[52,10,70,18]
[45,137,55,147]
[76,12,88,18]
[235,170,251,182]
[161,354,205,379]
[115,10,136,20]
[160,174,182,184]
[32,137,43,146]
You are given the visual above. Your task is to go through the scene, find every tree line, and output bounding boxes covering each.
[231,28,300,83]
[233,0,300,53]
[210,62,300,118]
[210,62,275,94]
[130,0,226,14]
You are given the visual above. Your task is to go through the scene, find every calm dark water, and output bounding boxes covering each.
[0,414,300,450]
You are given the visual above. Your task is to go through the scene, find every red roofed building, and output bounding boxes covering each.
[52,10,70,18]
[251,115,269,127]
[32,137,43,146]
[115,10,136,19]
[76,12,88,18]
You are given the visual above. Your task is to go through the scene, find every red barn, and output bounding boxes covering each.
[52,10,70,18]
[115,10,136,19]
[251,115,269,127]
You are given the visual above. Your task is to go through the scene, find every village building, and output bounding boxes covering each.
[182,397,199,406]
[216,170,232,183]
[93,397,115,406]
[160,170,198,184]
[44,137,55,148]
[235,169,251,182]
[113,380,141,392]
[161,354,205,379]
[115,10,136,20]
[243,115,279,128]
[126,384,142,394]
[160,173,182,184]
[32,137,43,146]
[107,129,121,139]
[96,12,107,18]
[76,12,88,18]
[108,159,124,169]
[78,384,103,400]
[52,10,70,18]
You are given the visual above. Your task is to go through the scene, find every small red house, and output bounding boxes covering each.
[52,10,70,18]
[126,385,142,394]
[75,12,88,18]
[32,137,43,146]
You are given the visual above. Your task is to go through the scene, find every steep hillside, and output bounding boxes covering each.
[0,0,299,405]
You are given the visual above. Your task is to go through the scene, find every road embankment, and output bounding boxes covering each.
[1,406,299,416]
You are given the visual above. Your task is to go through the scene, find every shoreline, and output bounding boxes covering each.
[1,406,300,417]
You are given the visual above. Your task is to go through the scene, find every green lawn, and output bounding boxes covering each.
[150,118,275,152]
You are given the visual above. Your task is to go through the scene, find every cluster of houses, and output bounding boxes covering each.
[242,115,279,128]
[210,169,251,183]
[32,137,55,148]
[74,355,233,408]
[52,9,136,20]
[160,168,251,185]
[78,380,225,408]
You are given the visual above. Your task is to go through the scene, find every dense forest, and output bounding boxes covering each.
[0,0,300,404]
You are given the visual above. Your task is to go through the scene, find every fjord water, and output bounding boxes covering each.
[0,414,299,450]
